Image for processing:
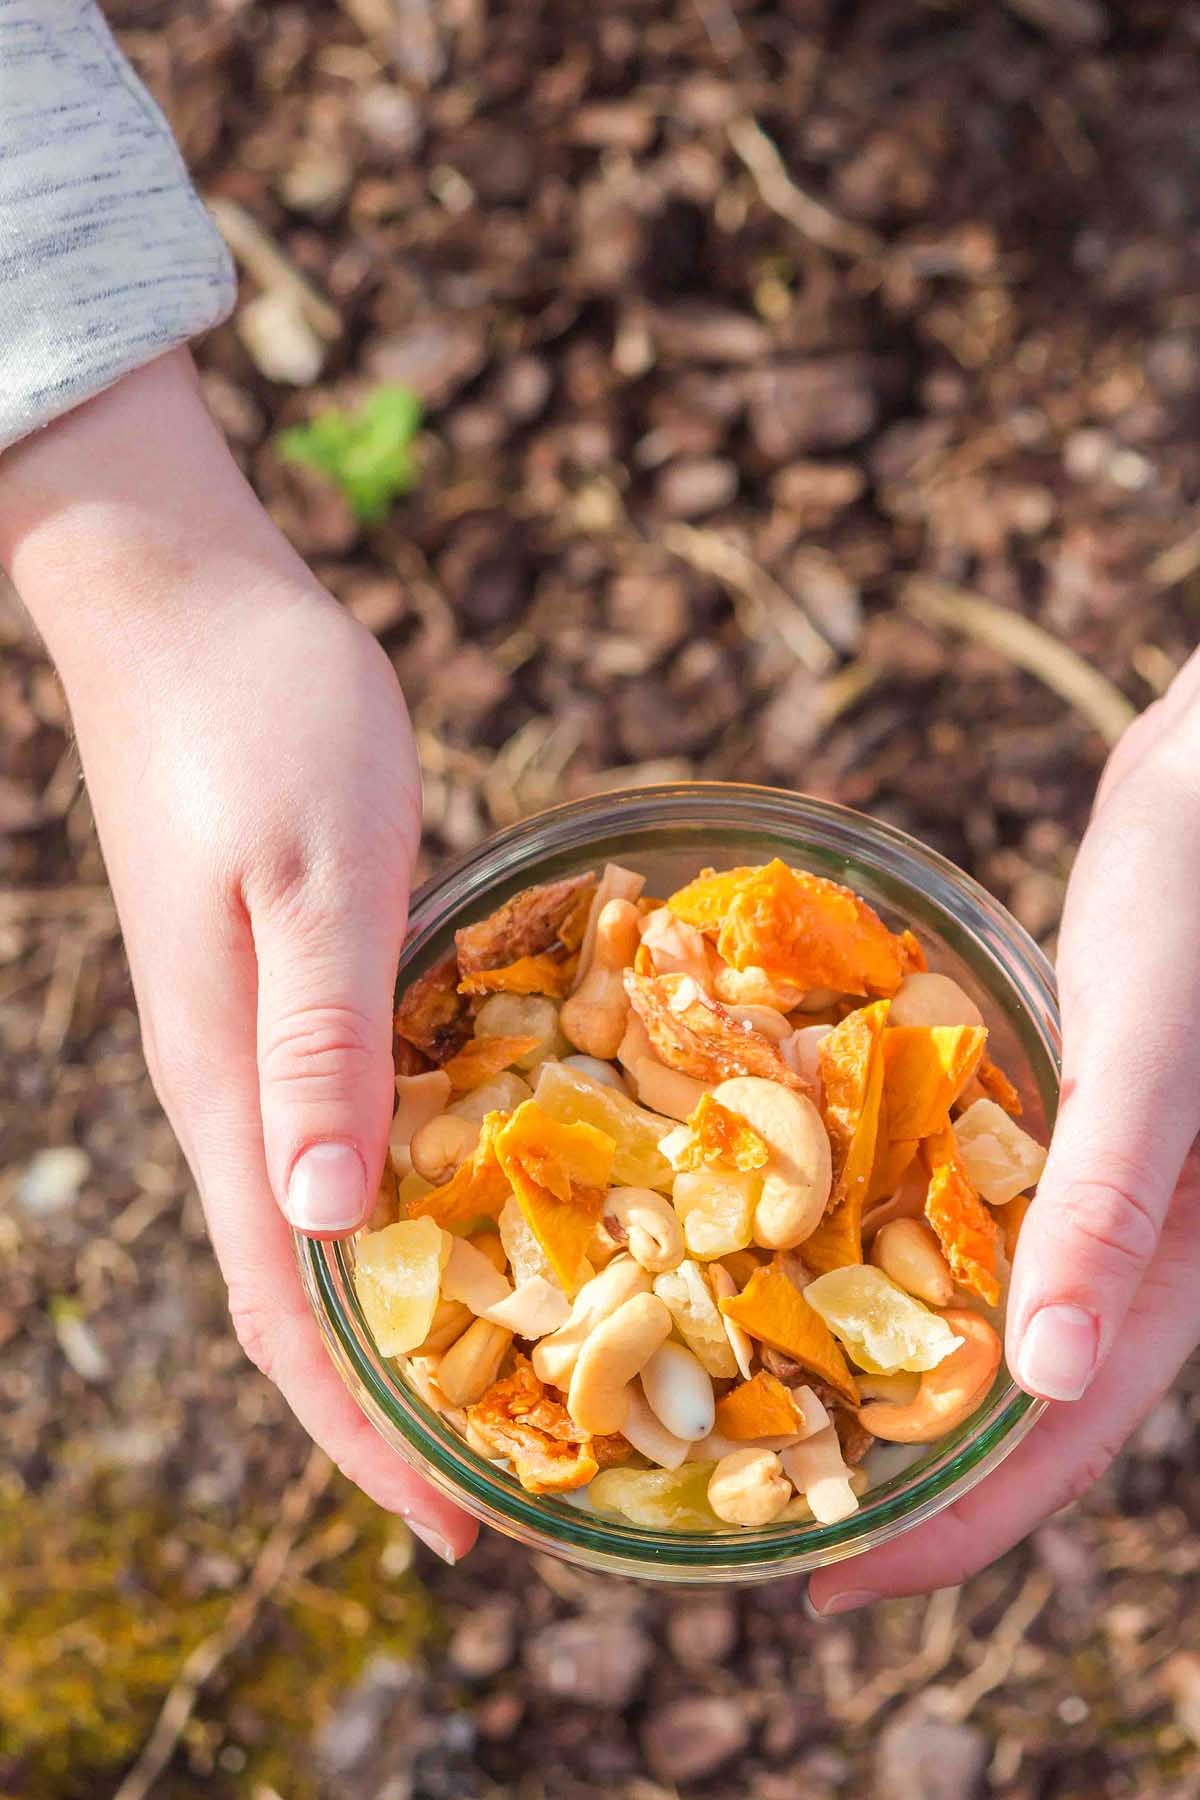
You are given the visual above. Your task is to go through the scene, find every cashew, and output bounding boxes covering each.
[560,898,641,1059]
[603,1186,684,1273]
[639,907,713,984]
[781,1425,858,1524]
[723,1003,791,1042]
[888,971,984,1030]
[779,1024,832,1091]
[870,1218,955,1307]
[410,1113,479,1185]
[561,1053,630,1094]
[711,1076,832,1250]
[566,1291,672,1434]
[406,1354,468,1433]
[794,985,841,1014]
[575,861,645,987]
[952,1099,1047,1204]
[707,1448,793,1526]
[442,1234,514,1313]
[390,1070,453,1173]
[617,1010,654,1079]
[413,1296,473,1356]
[855,1369,920,1404]
[672,1167,757,1259]
[532,1254,652,1388]
[621,1385,691,1470]
[712,964,806,1011]
[640,1340,716,1441]
[856,1309,1001,1443]
[483,1275,571,1339]
[632,1056,711,1123]
[437,1318,514,1406]
[447,1071,532,1122]
[708,1264,755,1378]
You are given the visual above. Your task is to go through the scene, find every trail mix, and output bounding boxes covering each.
[353,860,1047,1532]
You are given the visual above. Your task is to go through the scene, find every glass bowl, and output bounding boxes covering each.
[297,783,1059,1584]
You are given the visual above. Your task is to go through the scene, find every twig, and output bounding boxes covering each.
[902,577,1137,747]
[114,1448,333,1800]
[660,521,837,675]
[0,885,116,922]
[726,116,884,262]
[206,198,341,341]
[1146,521,1200,593]
[942,1571,1054,1718]
[842,1586,962,1725]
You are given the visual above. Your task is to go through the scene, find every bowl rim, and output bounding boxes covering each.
[297,782,1059,1582]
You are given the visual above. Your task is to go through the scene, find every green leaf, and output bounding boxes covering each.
[276,384,424,523]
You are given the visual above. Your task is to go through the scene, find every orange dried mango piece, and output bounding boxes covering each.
[671,1093,769,1174]
[672,859,906,998]
[407,1114,512,1227]
[494,1101,614,1290]
[721,1247,768,1289]
[719,1261,859,1405]
[458,953,577,999]
[803,1001,888,1274]
[922,1123,1001,1307]
[623,970,809,1093]
[899,929,927,973]
[882,1026,987,1142]
[975,1056,1024,1118]
[993,1191,1031,1262]
[455,872,596,976]
[467,1356,601,1493]
[443,1033,541,1093]
[868,1130,920,1207]
[394,952,471,1064]
[715,1369,806,1439]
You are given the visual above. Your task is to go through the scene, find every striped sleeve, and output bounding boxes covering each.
[0,0,236,452]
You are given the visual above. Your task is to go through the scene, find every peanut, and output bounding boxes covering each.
[437,1318,513,1406]
[707,1448,792,1526]
[560,899,641,1059]
[639,1340,715,1441]
[870,1218,955,1307]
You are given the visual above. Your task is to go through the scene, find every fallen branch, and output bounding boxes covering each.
[902,577,1137,747]
[661,520,837,675]
[207,197,341,341]
[727,116,884,262]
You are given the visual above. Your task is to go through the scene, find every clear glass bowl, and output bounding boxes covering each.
[297,784,1060,1584]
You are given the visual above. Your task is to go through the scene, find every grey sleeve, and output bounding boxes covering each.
[0,0,236,452]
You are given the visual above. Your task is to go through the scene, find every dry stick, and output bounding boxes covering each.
[660,521,837,676]
[843,1585,961,1726]
[114,1447,334,1800]
[206,198,341,341]
[902,576,1137,748]
[1146,521,1200,593]
[943,1570,1054,1719]
[726,116,884,262]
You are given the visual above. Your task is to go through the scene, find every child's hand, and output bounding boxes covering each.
[811,662,1200,1612]
[1,352,475,1564]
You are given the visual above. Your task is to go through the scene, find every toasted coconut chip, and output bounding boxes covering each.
[714,1369,806,1439]
[802,1000,889,1275]
[443,1033,541,1093]
[493,1101,615,1291]
[458,952,578,999]
[455,872,597,977]
[921,1122,1001,1306]
[623,970,810,1094]
[975,1056,1024,1118]
[719,1260,859,1405]
[394,953,471,1064]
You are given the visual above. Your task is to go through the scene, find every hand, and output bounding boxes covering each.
[810,662,1200,1612]
[1,351,475,1564]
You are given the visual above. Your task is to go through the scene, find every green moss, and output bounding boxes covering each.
[0,1473,432,1799]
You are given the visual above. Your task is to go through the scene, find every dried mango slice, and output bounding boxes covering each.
[623,970,808,1094]
[534,1059,675,1192]
[671,859,905,997]
[975,1056,1023,1118]
[458,953,577,999]
[715,1370,806,1440]
[922,1123,1001,1307]
[993,1191,1031,1262]
[664,1093,769,1174]
[494,1101,615,1290]
[719,1260,859,1405]
[802,1001,889,1275]
[407,1114,512,1228]
[721,1248,768,1290]
[455,872,596,976]
[898,929,927,974]
[394,953,471,1064]
[881,1025,987,1142]
[443,1033,541,1094]
[467,1355,600,1493]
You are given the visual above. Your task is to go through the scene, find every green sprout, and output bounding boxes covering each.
[276,384,423,523]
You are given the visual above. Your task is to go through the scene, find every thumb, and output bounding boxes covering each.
[253,876,405,1237]
[1007,725,1200,1401]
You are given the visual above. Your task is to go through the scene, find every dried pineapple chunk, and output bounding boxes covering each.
[353,1217,451,1356]
[804,1264,963,1375]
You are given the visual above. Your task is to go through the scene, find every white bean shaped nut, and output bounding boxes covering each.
[436,1319,513,1406]
[414,1295,473,1357]
[447,1071,532,1123]
[887,971,984,1030]
[870,1218,956,1307]
[640,1340,715,1441]
[531,1255,651,1389]
[560,899,641,1059]
[621,1385,691,1470]
[856,1310,1001,1444]
[410,1113,479,1185]
[632,1056,711,1122]
[707,1448,793,1527]
[603,1187,684,1273]
[723,1003,791,1042]
[475,994,564,1070]
[561,1054,631,1094]
[712,1076,832,1250]
[566,1292,672,1435]
[483,1276,571,1339]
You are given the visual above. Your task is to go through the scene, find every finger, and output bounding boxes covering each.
[251,861,406,1238]
[809,1161,1200,1612]
[141,898,477,1563]
[1006,722,1200,1403]
[1095,649,1200,812]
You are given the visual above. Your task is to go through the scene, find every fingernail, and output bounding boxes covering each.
[811,1589,879,1617]
[404,1515,457,1565]
[286,1141,367,1233]
[1014,1303,1098,1401]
